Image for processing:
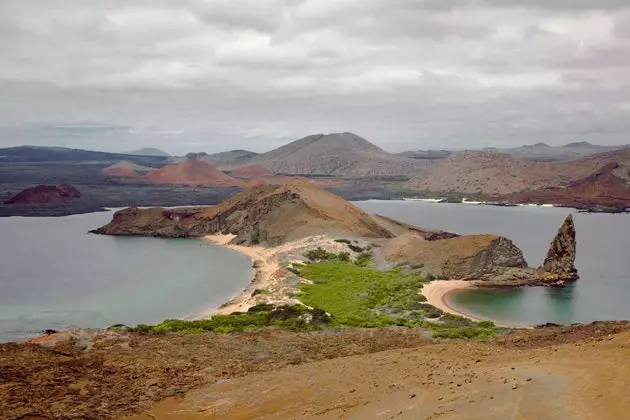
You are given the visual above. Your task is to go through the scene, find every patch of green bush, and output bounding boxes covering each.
[297,261,426,327]
[438,313,476,327]
[418,303,444,319]
[130,304,330,334]
[431,327,496,340]
[355,251,373,267]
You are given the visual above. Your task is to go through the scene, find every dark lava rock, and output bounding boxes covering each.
[4,184,81,205]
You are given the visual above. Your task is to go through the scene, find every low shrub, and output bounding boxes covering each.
[129,304,330,334]
[355,251,373,267]
[432,327,496,340]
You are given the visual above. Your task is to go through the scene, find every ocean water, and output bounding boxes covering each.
[355,200,630,326]
[0,211,253,342]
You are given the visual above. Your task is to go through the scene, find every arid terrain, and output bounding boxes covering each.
[2,322,630,420]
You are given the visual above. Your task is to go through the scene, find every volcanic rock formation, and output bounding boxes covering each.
[538,215,578,282]
[143,158,242,187]
[381,233,531,282]
[4,184,81,205]
[102,161,155,178]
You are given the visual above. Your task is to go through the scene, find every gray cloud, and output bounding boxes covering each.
[0,0,629,154]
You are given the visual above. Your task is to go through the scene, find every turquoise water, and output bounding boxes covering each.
[356,201,630,326]
[0,211,253,342]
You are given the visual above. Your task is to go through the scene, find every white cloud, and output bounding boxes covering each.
[0,0,629,153]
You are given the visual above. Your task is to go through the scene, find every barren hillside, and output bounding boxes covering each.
[407,148,630,195]
[143,159,242,187]
[235,132,430,177]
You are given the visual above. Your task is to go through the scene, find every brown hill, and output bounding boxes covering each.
[4,184,81,205]
[231,165,273,179]
[407,148,630,196]
[143,159,242,187]
[235,132,429,177]
[381,232,531,281]
[506,163,630,208]
[101,161,155,178]
[92,181,394,245]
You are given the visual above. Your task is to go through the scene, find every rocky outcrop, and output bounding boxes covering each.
[537,215,578,283]
[4,184,81,205]
[381,233,531,281]
[91,182,394,245]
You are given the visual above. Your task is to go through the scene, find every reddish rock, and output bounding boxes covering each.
[4,184,81,205]
[504,163,630,209]
[231,165,273,179]
[143,158,243,187]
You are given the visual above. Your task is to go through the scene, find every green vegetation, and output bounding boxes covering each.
[297,262,426,327]
[295,260,497,339]
[355,251,373,267]
[132,304,331,334]
[304,247,352,262]
[303,247,371,267]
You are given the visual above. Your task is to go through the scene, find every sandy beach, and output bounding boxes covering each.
[421,280,486,322]
[195,234,277,317]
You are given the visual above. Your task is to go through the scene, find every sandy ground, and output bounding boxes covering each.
[125,325,630,420]
[421,280,483,321]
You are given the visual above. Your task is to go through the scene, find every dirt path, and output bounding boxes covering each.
[127,328,630,420]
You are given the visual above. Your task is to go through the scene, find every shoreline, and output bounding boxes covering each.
[422,280,528,328]
[421,280,486,322]
[193,234,276,317]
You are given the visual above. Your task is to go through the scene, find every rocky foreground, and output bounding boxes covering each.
[2,322,630,419]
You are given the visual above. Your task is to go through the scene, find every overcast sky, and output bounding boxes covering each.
[1,0,630,154]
